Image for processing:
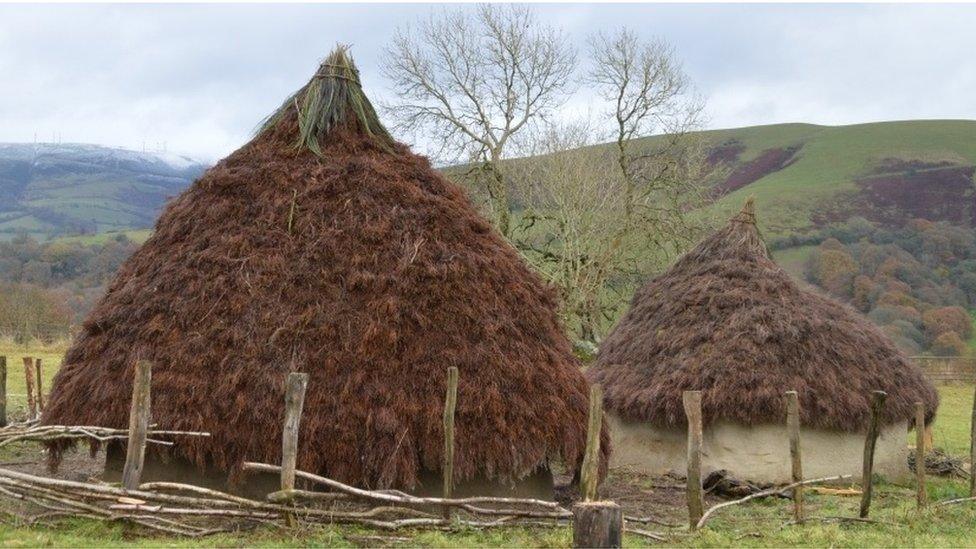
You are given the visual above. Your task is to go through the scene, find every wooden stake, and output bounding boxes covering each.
[970,384,976,498]
[0,356,7,427]
[786,390,804,523]
[572,501,622,548]
[859,390,886,518]
[122,360,152,491]
[915,401,926,508]
[22,357,36,420]
[442,366,459,519]
[683,390,704,529]
[580,384,603,502]
[34,358,43,412]
[280,372,309,526]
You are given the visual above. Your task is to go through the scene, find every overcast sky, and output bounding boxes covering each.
[2,2,975,162]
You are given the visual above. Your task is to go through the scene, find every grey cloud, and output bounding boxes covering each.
[1,3,974,161]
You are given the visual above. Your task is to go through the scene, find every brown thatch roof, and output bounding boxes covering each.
[588,199,938,432]
[42,47,605,490]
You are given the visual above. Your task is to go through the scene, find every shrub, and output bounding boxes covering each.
[876,290,920,310]
[922,306,973,341]
[930,331,967,356]
[868,305,921,327]
[852,275,878,312]
[810,248,858,298]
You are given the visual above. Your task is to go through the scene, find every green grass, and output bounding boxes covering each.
[50,229,152,246]
[771,245,816,280]
[926,384,975,456]
[0,341,63,420]
[2,482,975,547]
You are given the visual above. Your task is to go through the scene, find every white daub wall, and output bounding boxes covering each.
[609,413,911,483]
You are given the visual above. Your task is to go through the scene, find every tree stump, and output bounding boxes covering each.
[572,501,622,549]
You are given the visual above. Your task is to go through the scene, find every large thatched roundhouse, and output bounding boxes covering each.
[42,47,606,498]
[588,199,938,483]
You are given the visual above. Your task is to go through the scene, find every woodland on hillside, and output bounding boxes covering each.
[795,218,976,355]
[0,233,139,340]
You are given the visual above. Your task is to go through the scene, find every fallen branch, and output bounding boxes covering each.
[0,464,581,537]
[0,424,209,448]
[696,475,852,530]
[624,527,668,541]
[934,496,976,507]
[782,515,904,528]
[242,461,573,519]
[624,514,681,528]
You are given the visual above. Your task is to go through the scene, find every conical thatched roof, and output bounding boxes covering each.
[588,199,938,432]
[43,47,605,489]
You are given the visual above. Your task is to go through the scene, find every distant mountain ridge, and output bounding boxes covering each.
[0,143,208,239]
[3,120,975,242]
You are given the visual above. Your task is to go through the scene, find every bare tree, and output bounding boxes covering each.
[508,120,624,342]
[588,28,706,245]
[383,4,577,237]
[505,29,710,344]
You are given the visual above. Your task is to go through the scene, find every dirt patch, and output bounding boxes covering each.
[1,441,103,488]
[711,145,802,197]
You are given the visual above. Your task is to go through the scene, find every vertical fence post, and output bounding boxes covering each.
[34,358,43,413]
[22,357,36,421]
[970,384,976,498]
[859,390,886,518]
[442,366,459,519]
[122,360,152,490]
[0,356,6,427]
[915,401,926,508]
[683,390,704,530]
[280,372,309,526]
[573,383,620,549]
[580,384,603,502]
[785,391,803,523]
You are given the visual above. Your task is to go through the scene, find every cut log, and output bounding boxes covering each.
[572,501,622,549]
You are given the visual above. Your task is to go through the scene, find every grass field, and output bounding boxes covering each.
[1,343,974,547]
[50,228,152,246]
[0,340,65,418]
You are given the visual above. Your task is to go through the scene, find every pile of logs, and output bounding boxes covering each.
[908,448,970,479]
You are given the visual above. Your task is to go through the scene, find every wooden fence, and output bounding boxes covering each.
[912,357,976,384]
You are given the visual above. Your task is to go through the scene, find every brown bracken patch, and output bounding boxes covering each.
[711,146,802,197]
[706,139,746,167]
[813,159,976,227]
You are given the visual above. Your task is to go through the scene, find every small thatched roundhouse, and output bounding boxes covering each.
[588,199,938,483]
[42,47,606,498]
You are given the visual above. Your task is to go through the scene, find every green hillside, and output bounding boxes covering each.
[680,120,976,236]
